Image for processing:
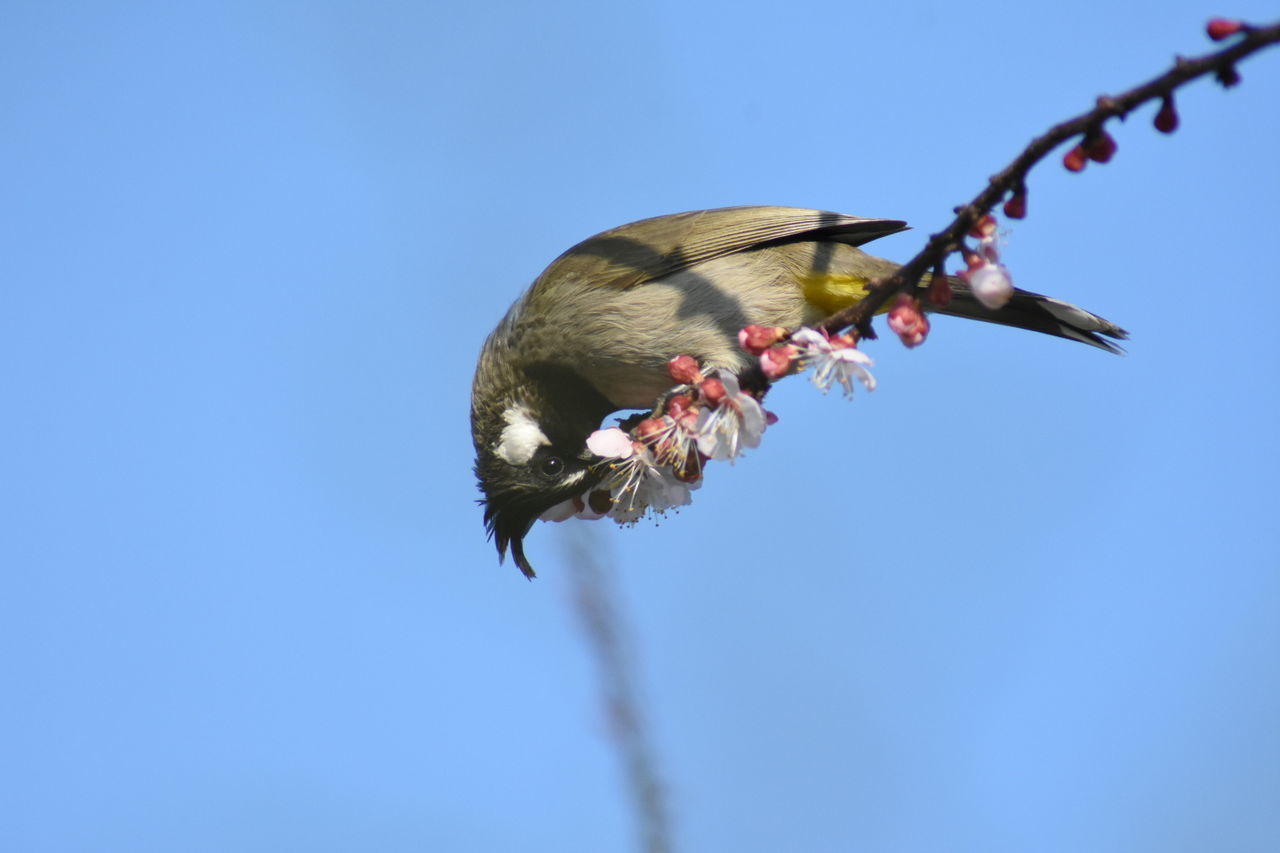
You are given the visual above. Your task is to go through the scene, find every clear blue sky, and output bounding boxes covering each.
[4,2,1279,851]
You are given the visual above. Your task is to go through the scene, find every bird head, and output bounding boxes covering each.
[471,349,616,578]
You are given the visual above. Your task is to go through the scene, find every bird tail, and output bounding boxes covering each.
[934,276,1128,354]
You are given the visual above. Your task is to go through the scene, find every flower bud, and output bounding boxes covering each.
[738,324,787,355]
[1085,130,1117,163]
[699,377,727,406]
[759,344,797,380]
[676,410,700,434]
[1216,64,1241,87]
[1002,188,1027,220]
[666,393,694,419]
[633,417,668,444]
[1063,144,1088,172]
[1154,96,1179,133]
[1206,18,1243,41]
[887,294,930,348]
[667,354,703,385]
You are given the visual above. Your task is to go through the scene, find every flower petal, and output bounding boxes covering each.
[586,427,635,459]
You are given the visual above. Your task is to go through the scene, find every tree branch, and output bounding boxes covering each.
[818,18,1280,340]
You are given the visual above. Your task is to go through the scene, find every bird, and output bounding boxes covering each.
[470,205,1127,577]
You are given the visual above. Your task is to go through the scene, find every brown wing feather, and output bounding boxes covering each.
[534,206,908,292]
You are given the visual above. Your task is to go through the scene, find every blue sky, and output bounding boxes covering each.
[3,2,1278,851]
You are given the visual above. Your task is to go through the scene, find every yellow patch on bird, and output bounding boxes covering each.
[799,272,872,315]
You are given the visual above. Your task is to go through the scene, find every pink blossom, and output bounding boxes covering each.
[586,427,636,459]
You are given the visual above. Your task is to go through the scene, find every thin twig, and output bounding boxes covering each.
[818,19,1280,339]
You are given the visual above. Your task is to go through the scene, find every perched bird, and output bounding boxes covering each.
[471,206,1126,577]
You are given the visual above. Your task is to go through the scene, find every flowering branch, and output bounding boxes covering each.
[817,17,1280,340]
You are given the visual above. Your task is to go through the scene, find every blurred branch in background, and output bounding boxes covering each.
[562,527,673,853]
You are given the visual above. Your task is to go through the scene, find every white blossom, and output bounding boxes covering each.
[790,327,877,397]
[693,371,766,461]
[969,262,1014,309]
[602,447,698,524]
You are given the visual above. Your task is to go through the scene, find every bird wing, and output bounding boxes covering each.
[535,206,908,291]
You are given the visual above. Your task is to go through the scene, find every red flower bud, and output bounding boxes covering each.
[887,294,930,349]
[1085,130,1117,163]
[1206,18,1243,41]
[738,324,787,355]
[699,377,727,406]
[1154,96,1179,133]
[1063,144,1088,172]
[667,354,703,385]
[759,344,797,380]
[633,417,668,444]
[1002,188,1027,220]
[666,393,694,419]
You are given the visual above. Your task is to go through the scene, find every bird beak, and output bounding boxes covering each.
[485,504,538,579]
[508,536,536,580]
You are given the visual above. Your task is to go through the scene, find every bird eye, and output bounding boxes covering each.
[538,456,564,478]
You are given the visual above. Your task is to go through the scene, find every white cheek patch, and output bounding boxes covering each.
[495,406,550,466]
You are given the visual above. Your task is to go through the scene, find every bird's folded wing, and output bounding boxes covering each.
[536,206,908,291]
